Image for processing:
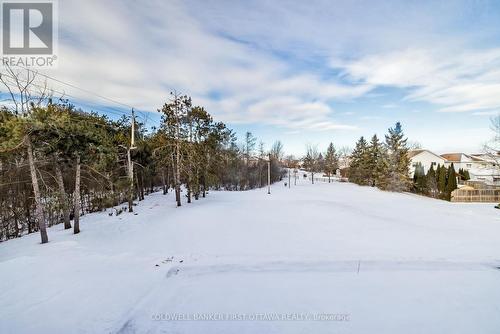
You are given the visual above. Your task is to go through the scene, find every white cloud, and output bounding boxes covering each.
[382,104,398,109]
[27,0,366,132]
[334,48,500,114]
[472,110,500,116]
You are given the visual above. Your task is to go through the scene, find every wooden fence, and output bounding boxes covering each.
[451,188,500,203]
[458,180,498,190]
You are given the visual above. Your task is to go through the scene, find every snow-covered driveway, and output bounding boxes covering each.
[1,180,499,333]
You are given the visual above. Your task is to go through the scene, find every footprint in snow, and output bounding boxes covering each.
[166,267,180,277]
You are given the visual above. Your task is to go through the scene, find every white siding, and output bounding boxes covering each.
[444,154,494,172]
[409,151,446,176]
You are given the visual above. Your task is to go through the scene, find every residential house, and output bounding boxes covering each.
[440,153,490,170]
[408,149,447,176]
[441,152,500,186]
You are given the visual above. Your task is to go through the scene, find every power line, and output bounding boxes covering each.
[1,65,173,128]
[13,65,135,109]
[0,72,147,122]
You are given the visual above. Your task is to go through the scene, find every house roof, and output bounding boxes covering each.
[470,156,488,162]
[441,153,489,163]
[407,149,425,159]
[470,153,498,163]
[408,149,445,160]
[440,153,463,162]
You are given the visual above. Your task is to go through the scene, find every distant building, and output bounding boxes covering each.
[470,153,499,167]
[408,149,447,176]
[440,153,491,170]
[440,152,500,185]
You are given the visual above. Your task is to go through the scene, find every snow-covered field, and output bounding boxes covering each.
[1,178,499,334]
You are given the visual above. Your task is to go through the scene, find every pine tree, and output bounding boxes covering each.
[445,163,458,200]
[426,165,438,197]
[412,162,426,193]
[160,93,190,206]
[349,136,369,185]
[437,164,448,198]
[381,122,411,192]
[374,146,390,190]
[324,142,338,182]
[367,134,383,187]
[436,164,441,186]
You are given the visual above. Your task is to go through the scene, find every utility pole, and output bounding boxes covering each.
[267,153,271,195]
[127,108,136,212]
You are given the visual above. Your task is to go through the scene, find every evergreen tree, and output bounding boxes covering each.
[324,142,338,183]
[436,164,441,185]
[437,164,448,198]
[374,146,390,190]
[349,136,369,185]
[381,122,411,192]
[412,162,427,193]
[0,85,288,242]
[426,165,438,197]
[445,163,458,200]
[367,134,383,187]
[0,108,49,243]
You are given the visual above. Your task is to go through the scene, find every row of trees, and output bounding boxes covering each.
[348,122,412,192]
[303,143,340,183]
[0,69,284,243]
[413,163,457,200]
[330,121,460,199]
[156,93,284,207]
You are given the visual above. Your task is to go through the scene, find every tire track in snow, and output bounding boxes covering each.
[163,260,500,278]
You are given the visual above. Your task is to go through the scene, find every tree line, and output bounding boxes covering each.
[303,143,340,183]
[348,122,412,192]
[300,122,460,200]
[0,69,284,243]
[413,163,463,200]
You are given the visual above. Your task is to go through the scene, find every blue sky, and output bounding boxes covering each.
[28,0,500,155]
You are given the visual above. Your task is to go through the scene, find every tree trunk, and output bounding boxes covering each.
[73,155,81,234]
[135,170,143,201]
[174,147,181,207]
[26,136,48,243]
[55,162,71,229]
[127,149,134,212]
[165,169,169,194]
[161,169,167,195]
[139,171,145,200]
[202,172,206,198]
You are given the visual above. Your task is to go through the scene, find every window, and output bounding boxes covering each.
[466,164,472,168]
